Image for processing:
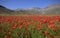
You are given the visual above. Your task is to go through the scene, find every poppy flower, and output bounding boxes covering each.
[19,25,22,29]
[54,36,58,38]
[44,31,49,35]
[52,27,58,31]
[20,22,23,25]
[8,31,12,35]
[48,24,55,28]
[4,32,7,35]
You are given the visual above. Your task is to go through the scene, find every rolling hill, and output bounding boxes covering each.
[0,5,14,14]
[44,4,60,15]
[0,4,60,15]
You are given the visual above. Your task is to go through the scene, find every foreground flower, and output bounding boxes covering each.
[54,36,58,38]
[48,24,55,28]
[19,25,22,29]
[44,31,49,35]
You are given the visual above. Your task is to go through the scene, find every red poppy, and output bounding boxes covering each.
[8,31,12,35]
[19,25,22,29]
[54,36,58,38]
[48,24,55,28]
[12,24,18,29]
[49,21,54,24]
[44,31,49,35]
[52,27,58,31]
[43,19,47,23]
[20,22,23,25]
[4,32,7,35]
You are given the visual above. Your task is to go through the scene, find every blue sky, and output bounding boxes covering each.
[0,0,60,10]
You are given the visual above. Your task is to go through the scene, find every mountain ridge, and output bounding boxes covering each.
[0,4,60,15]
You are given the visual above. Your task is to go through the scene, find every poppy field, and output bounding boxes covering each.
[0,15,60,38]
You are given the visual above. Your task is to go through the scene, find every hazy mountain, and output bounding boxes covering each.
[44,4,60,15]
[0,5,14,14]
[27,7,43,14]
[0,4,60,15]
[14,7,43,14]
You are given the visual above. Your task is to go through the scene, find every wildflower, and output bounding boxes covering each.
[44,31,49,35]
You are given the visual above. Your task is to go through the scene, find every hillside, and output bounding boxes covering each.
[0,5,14,14]
[0,4,60,15]
[44,4,60,15]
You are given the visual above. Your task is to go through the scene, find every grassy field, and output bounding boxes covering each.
[0,15,60,38]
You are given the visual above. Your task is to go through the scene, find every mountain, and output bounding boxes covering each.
[14,7,43,15]
[0,4,60,15]
[0,5,14,14]
[27,7,43,14]
[13,4,60,15]
[44,4,60,15]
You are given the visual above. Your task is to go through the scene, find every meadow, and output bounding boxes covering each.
[0,15,60,38]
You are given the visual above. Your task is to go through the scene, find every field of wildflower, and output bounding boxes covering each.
[0,15,60,38]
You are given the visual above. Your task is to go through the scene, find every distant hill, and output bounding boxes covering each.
[44,4,60,15]
[0,5,14,14]
[14,7,43,15]
[0,4,60,15]
[27,7,43,14]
